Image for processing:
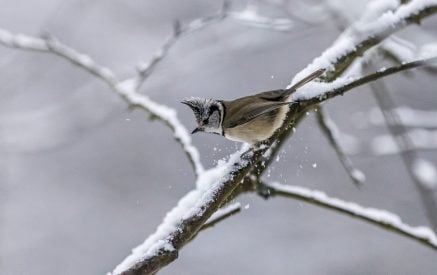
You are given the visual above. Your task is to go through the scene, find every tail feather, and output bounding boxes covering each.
[288,68,325,92]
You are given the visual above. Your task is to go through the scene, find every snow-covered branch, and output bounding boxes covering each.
[108,1,437,273]
[294,55,437,104]
[315,107,365,186]
[289,0,437,83]
[111,146,268,275]
[259,181,437,251]
[0,29,204,177]
[3,0,437,274]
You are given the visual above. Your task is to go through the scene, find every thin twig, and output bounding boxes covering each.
[257,181,437,251]
[315,106,365,186]
[133,1,231,91]
[364,62,437,231]
[200,202,241,231]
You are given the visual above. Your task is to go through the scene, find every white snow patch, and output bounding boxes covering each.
[351,169,366,183]
[412,159,437,189]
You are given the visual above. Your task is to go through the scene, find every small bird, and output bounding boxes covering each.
[182,68,325,145]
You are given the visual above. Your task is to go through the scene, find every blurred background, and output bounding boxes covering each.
[1,0,437,274]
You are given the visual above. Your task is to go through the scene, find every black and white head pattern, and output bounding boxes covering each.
[181,97,223,135]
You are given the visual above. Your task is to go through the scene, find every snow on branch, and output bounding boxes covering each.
[412,158,437,190]
[289,0,437,84]
[260,181,437,251]
[380,36,437,74]
[315,107,365,186]
[3,1,437,274]
[111,145,269,275]
[0,29,204,177]
[293,55,437,104]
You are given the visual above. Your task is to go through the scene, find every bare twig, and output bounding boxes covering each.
[133,1,231,91]
[364,62,437,231]
[200,202,241,231]
[257,181,437,251]
[315,106,365,186]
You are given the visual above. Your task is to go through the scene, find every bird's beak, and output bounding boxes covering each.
[191,127,200,134]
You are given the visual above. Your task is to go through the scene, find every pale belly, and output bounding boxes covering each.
[224,105,288,145]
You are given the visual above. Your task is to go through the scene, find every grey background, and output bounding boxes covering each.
[1,0,437,274]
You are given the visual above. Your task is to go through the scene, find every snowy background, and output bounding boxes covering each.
[1,0,437,274]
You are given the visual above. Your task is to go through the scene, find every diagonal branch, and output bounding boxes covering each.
[111,146,268,275]
[257,181,437,251]
[200,202,241,231]
[365,62,437,231]
[289,0,437,83]
[0,29,204,177]
[109,1,437,271]
[315,106,365,186]
[3,0,437,274]
[295,55,437,105]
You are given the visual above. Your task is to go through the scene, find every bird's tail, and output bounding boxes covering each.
[287,68,325,93]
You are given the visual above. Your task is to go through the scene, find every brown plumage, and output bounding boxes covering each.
[182,68,325,145]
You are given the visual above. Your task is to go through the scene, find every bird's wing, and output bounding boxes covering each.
[225,101,290,129]
[255,89,289,101]
[255,68,326,101]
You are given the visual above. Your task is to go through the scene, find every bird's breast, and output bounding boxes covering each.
[224,105,288,144]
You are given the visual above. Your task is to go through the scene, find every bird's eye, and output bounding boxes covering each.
[202,119,208,124]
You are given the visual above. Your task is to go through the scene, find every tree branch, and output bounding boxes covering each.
[364,62,437,231]
[315,106,365,186]
[257,181,437,251]
[0,29,205,177]
[2,0,437,274]
[296,55,437,105]
[133,1,231,91]
[289,0,437,83]
[200,202,241,231]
